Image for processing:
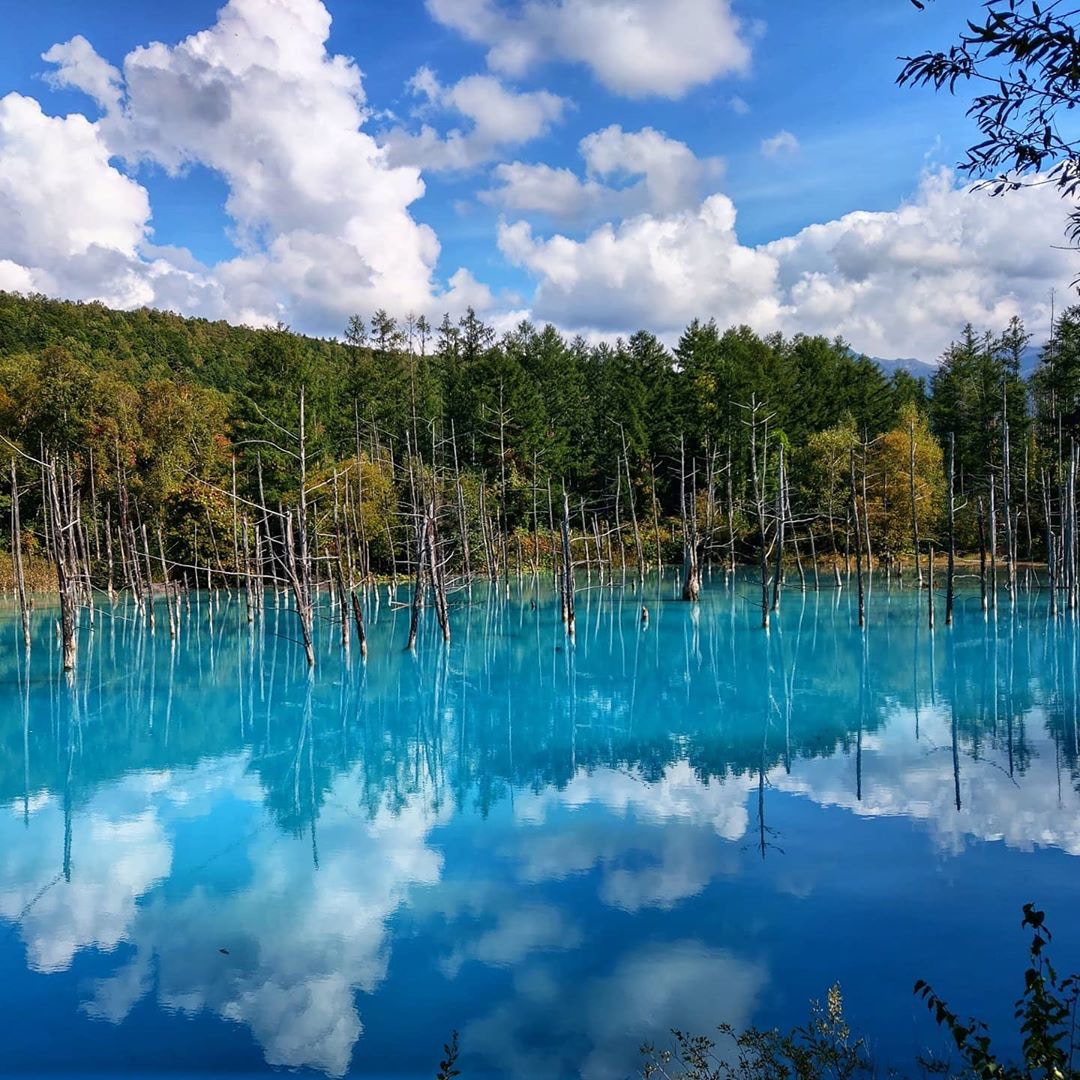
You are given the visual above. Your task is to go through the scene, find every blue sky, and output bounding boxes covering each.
[0,0,1072,359]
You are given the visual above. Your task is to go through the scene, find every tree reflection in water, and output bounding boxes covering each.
[0,573,1078,1077]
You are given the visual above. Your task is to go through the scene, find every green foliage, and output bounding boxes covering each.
[0,290,1068,573]
[929,324,1027,495]
[899,1,1080,251]
[631,905,1079,1080]
[436,1032,461,1080]
[1032,305,1080,444]
[915,904,1080,1080]
[640,984,870,1080]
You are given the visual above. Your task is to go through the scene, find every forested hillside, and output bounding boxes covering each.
[0,289,1073,593]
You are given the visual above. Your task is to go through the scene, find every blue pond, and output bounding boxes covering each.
[1,572,1079,1079]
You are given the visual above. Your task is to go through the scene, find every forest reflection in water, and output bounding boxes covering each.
[1,571,1079,1079]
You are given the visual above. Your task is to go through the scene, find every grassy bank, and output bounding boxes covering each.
[0,554,56,593]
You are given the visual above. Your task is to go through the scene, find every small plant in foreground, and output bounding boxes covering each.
[438,905,1079,1079]
[436,1030,461,1080]
[915,904,1080,1080]
[640,983,871,1080]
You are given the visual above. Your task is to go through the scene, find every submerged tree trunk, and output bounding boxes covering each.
[349,590,367,659]
[285,510,315,667]
[406,508,426,652]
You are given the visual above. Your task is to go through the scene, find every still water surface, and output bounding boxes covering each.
[1,573,1079,1078]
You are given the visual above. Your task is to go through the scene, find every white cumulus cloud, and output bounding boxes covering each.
[383,66,568,171]
[500,168,1075,359]
[19,0,498,335]
[760,129,799,158]
[426,0,753,98]
[41,35,123,111]
[485,124,724,222]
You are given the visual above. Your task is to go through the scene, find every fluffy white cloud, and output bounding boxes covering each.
[485,124,724,222]
[0,93,147,268]
[499,192,782,335]
[775,700,1080,858]
[426,0,752,98]
[384,66,567,171]
[760,129,799,158]
[65,761,445,1079]
[16,0,497,335]
[0,92,219,312]
[500,168,1075,358]
[3,0,1070,360]
[42,35,123,111]
[465,941,767,1080]
[0,758,258,977]
[106,0,448,330]
[765,170,1072,357]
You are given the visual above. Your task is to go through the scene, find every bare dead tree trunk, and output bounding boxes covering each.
[88,447,100,564]
[946,432,956,627]
[1023,440,1034,566]
[614,456,625,585]
[242,517,255,623]
[977,497,988,613]
[726,451,736,576]
[141,523,156,630]
[742,396,773,630]
[1043,469,1058,617]
[350,590,368,659]
[928,544,935,630]
[231,454,240,579]
[425,499,450,642]
[579,500,592,582]
[452,421,471,580]
[909,419,923,588]
[285,510,315,667]
[650,458,662,575]
[10,460,30,650]
[1069,442,1078,611]
[561,489,575,637]
[621,427,644,585]
[104,501,116,602]
[406,515,425,652]
[680,436,701,602]
[861,452,873,573]
[850,449,865,630]
[157,527,177,639]
[1002,395,1015,599]
[771,442,786,612]
[335,561,351,651]
[44,455,79,672]
[988,479,998,611]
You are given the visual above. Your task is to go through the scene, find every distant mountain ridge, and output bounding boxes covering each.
[867,345,1043,381]
[869,355,937,380]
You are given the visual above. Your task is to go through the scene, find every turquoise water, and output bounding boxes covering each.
[1,572,1079,1079]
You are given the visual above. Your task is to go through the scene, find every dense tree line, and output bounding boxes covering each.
[1,289,1077,587]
